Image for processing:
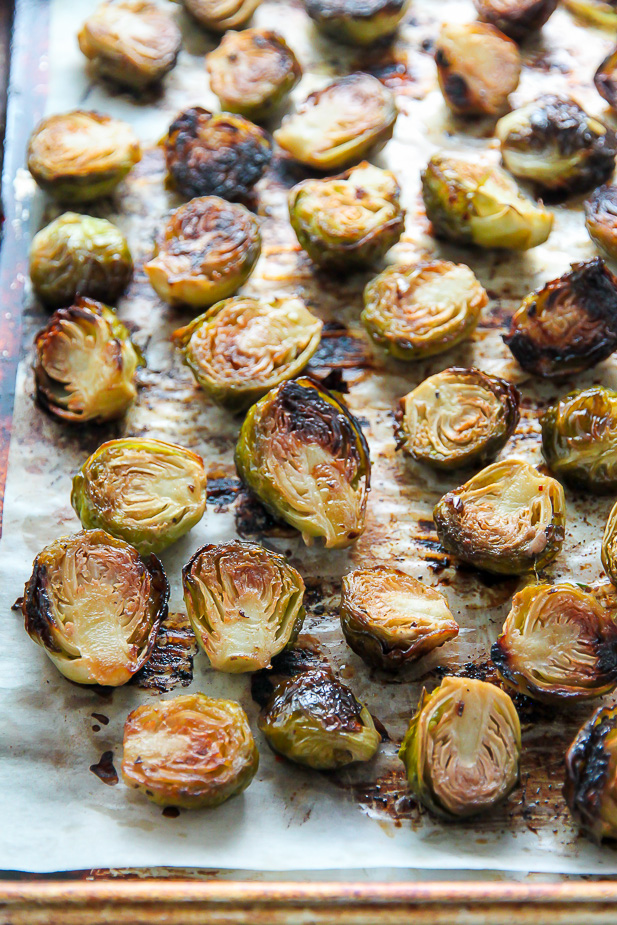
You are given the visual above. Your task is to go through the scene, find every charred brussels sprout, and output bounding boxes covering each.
[565,705,617,842]
[183,0,261,31]
[22,529,168,686]
[399,677,521,819]
[585,186,617,261]
[235,377,370,548]
[122,694,259,808]
[595,49,617,112]
[602,502,617,584]
[473,0,558,41]
[303,0,409,45]
[433,459,566,575]
[564,0,617,27]
[27,111,140,203]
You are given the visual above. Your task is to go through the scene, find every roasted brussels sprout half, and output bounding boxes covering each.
[303,0,409,45]
[585,185,617,261]
[564,0,617,28]
[602,501,617,584]
[33,298,142,424]
[71,438,207,556]
[163,108,272,202]
[433,459,566,575]
[172,296,322,411]
[473,0,558,41]
[274,73,397,170]
[288,162,404,271]
[235,377,370,548]
[421,153,553,250]
[22,529,168,686]
[399,677,521,819]
[361,261,487,361]
[565,705,617,842]
[395,367,520,469]
[27,111,140,203]
[183,0,261,31]
[258,667,380,769]
[122,694,259,808]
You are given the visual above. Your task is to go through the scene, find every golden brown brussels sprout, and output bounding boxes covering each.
[564,705,617,842]
[603,501,617,584]
[33,298,142,424]
[71,438,207,556]
[172,296,322,411]
[473,0,558,41]
[399,677,521,819]
[564,0,617,27]
[183,0,261,31]
[235,377,370,548]
[504,258,617,378]
[27,111,140,203]
[274,73,397,170]
[595,48,617,111]
[361,261,487,361]
[585,185,617,261]
[395,367,520,469]
[433,459,566,575]
[421,153,553,250]
[22,529,168,686]
[122,694,259,808]
[340,566,459,671]
[303,0,409,45]
[163,107,272,201]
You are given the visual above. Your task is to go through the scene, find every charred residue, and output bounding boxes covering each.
[90,750,119,786]
[132,612,198,693]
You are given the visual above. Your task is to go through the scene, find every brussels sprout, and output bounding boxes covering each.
[395,367,520,469]
[602,502,617,585]
[33,298,143,424]
[564,0,617,27]
[71,438,207,556]
[435,23,521,118]
[421,153,553,250]
[564,705,617,841]
[78,0,182,90]
[22,529,168,686]
[303,0,409,45]
[206,29,301,122]
[274,73,397,170]
[361,261,487,361]
[163,108,272,202]
[433,458,566,575]
[27,111,141,203]
[172,296,322,411]
[399,677,521,819]
[122,693,259,808]
[504,258,617,378]
[183,0,261,32]
[473,0,558,41]
[258,667,380,769]
[235,377,370,548]
[340,566,459,671]
[585,186,617,261]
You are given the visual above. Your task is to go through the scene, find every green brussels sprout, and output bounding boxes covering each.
[303,0,409,46]
[395,367,520,469]
[22,529,168,686]
[122,693,259,808]
[71,438,207,556]
[585,186,617,261]
[399,676,521,819]
[206,29,301,122]
[340,566,459,671]
[473,0,558,41]
[274,73,397,170]
[564,705,617,842]
[288,161,404,271]
[172,296,322,411]
[183,0,261,32]
[258,667,380,769]
[421,153,553,250]
[602,501,617,585]
[564,0,617,27]
[27,111,141,203]
[33,297,143,424]
[361,260,487,361]
[235,377,370,548]
[433,458,566,575]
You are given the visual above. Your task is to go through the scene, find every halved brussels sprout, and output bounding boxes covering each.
[504,258,617,378]
[433,458,566,575]
[34,298,143,424]
[22,529,168,686]
[235,377,370,548]
[399,676,521,819]
[603,501,617,584]
[274,73,397,170]
[473,0,558,41]
[585,186,617,261]
[206,29,301,122]
[27,111,141,203]
[565,705,617,842]
[395,367,520,469]
[183,0,261,32]
[258,667,380,769]
[71,438,207,556]
[564,0,617,27]
[303,0,409,45]
[361,261,487,361]
[421,153,553,250]
[172,296,322,411]
[595,49,617,112]
[122,694,259,808]
[435,22,521,117]
[78,0,182,89]
[163,108,272,201]
[340,566,459,671]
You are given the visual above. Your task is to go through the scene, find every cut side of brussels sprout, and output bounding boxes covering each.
[585,186,617,261]
[564,0,617,27]
[433,458,566,575]
[603,501,617,585]
[235,377,370,548]
[474,0,558,41]
[565,705,617,842]
[399,676,521,819]
[184,0,261,31]
[303,0,409,45]
[122,694,259,808]
[22,529,168,686]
